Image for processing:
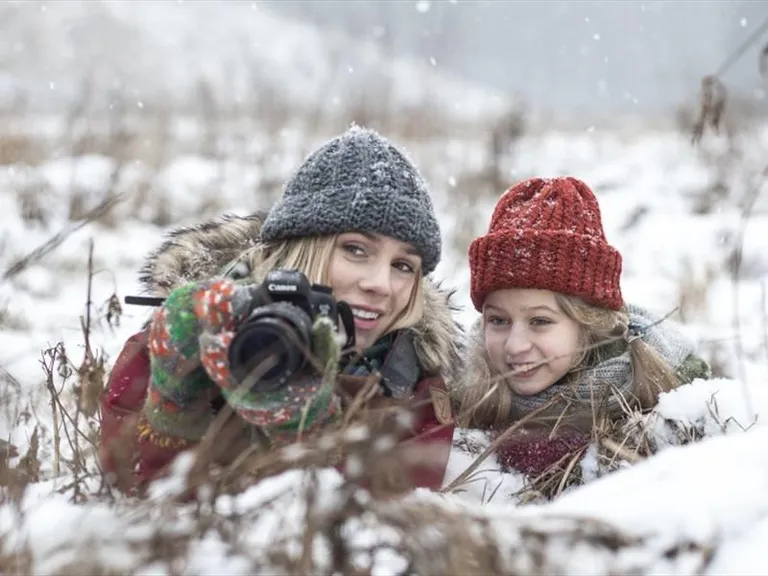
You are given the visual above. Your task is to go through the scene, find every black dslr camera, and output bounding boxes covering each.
[227,269,356,391]
[125,269,356,392]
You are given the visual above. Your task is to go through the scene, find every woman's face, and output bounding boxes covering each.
[483,288,582,396]
[328,232,421,350]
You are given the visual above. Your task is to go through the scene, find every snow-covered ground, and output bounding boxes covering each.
[3,379,768,574]
[1,1,768,573]
[2,119,767,573]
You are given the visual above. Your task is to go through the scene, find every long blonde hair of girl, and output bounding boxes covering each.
[456,293,681,431]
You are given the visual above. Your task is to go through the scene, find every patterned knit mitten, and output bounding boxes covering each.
[144,278,257,442]
[194,280,342,443]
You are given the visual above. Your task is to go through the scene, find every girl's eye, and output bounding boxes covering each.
[343,243,365,257]
[486,315,509,327]
[393,260,416,274]
[530,317,553,327]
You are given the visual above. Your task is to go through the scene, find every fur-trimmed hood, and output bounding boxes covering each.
[462,318,489,389]
[138,212,463,383]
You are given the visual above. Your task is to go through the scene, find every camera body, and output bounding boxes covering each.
[227,269,355,391]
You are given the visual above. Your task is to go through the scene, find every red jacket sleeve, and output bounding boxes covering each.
[99,330,191,493]
[99,331,148,491]
[399,375,456,491]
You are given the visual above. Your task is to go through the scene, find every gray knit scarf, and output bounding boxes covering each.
[511,304,695,415]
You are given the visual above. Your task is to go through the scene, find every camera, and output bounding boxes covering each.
[124,269,356,393]
[226,269,356,392]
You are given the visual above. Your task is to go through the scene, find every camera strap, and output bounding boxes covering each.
[378,331,421,400]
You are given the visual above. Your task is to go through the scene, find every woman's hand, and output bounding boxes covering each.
[147,278,256,405]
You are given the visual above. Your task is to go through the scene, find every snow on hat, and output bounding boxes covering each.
[468,176,623,311]
[261,125,442,274]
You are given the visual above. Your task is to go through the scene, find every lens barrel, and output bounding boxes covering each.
[227,302,313,392]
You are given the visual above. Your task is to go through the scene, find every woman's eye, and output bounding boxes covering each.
[530,317,553,327]
[393,260,415,274]
[343,243,365,256]
[486,316,508,327]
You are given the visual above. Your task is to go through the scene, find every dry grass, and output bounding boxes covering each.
[501,401,685,504]
[0,304,30,331]
[0,133,50,166]
[688,16,768,145]
[0,32,766,569]
[491,362,763,505]
[672,21,768,382]
[0,215,713,573]
[447,107,526,256]
[676,257,718,325]
[2,194,125,283]
[0,376,720,576]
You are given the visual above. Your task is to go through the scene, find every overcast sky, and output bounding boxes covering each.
[266,1,768,120]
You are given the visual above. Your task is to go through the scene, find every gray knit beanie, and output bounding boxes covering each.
[260,125,442,274]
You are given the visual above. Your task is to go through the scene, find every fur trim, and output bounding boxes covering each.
[414,280,464,386]
[460,319,488,391]
[137,213,463,385]
[139,212,266,297]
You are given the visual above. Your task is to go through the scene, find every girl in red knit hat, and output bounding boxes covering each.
[457,176,711,480]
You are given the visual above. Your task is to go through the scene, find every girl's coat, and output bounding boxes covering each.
[461,305,711,476]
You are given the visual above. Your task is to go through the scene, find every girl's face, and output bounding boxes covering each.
[328,232,421,350]
[483,288,582,396]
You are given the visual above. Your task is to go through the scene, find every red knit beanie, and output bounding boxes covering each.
[468,176,623,311]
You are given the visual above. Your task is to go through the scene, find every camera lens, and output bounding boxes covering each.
[227,303,313,392]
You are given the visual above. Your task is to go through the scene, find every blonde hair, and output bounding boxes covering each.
[456,293,681,431]
[248,234,425,336]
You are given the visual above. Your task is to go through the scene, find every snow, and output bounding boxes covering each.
[4,416,768,573]
[1,1,768,573]
[2,121,768,570]
[548,427,768,574]
[651,377,765,437]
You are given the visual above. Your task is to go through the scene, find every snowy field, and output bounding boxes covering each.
[1,1,768,573]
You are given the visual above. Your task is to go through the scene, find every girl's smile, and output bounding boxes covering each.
[483,288,582,396]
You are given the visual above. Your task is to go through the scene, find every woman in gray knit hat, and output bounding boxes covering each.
[99,125,461,495]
